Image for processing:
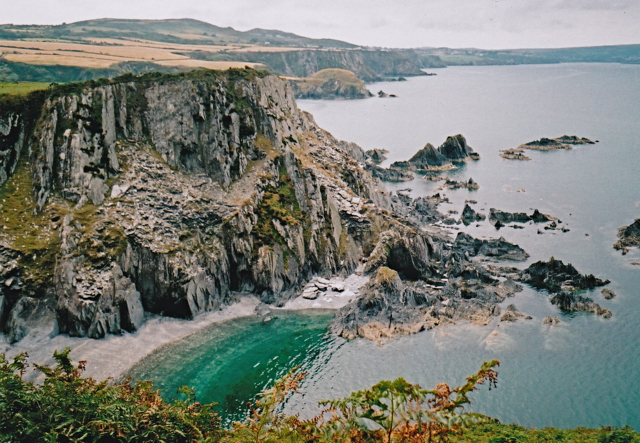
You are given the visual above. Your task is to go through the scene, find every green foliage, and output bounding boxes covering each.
[0,349,221,442]
[0,354,637,442]
[0,158,65,296]
[447,423,640,443]
[317,360,499,443]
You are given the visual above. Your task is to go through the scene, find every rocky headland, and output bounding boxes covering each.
[289,69,373,100]
[613,218,640,255]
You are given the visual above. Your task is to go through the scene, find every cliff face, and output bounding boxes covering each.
[191,50,446,82]
[0,69,400,342]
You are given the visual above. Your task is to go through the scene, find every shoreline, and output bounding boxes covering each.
[0,270,368,382]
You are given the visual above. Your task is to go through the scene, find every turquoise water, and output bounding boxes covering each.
[131,64,640,429]
[126,310,335,424]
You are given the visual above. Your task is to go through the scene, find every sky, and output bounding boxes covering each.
[1,0,639,49]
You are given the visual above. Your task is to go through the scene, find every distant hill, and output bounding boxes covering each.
[418,44,640,65]
[0,18,638,86]
[0,18,358,49]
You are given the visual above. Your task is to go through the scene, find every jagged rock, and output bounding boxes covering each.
[391,134,479,172]
[365,148,388,164]
[5,296,58,343]
[601,288,617,300]
[549,291,611,318]
[500,304,532,322]
[438,134,479,161]
[490,209,531,224]
[519,257,610,293]
[454,232,529,261]
[0,69,402,341]
[391,143,451,171]
[461,204,486,225]
[378,90,388,98]
[543,316,560,326]
[613,218,640,255]
[489,208,556,225]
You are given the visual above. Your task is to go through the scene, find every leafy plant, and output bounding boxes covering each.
[318,360,499,443]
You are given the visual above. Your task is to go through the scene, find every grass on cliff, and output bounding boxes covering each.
[253,161,307,250]
[0,82,50,96]
[0,158,66,294]
[291,68,366,91]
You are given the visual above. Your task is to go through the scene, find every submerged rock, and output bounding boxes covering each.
[500,304,532,322]
[542,316,560,326]
[601,288,617,300]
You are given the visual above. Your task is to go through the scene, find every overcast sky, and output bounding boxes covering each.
[2,0,639,49]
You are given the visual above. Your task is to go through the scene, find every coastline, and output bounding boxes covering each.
[1,296,262,382]
[0,270,368,383]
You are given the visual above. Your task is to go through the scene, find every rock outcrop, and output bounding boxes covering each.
[390,135,479,172]
[439,178,479,191]
[0,69,396,342]
[489,208,556,225]
[549,291,611,318]
[613,218,640,255]
[365,164,414,182]
[454,232,529,261]
[460,204,486,225]
[518,135,596,151]
[365,148,388,164]
[519,257,610,293]
[499,148,531,161]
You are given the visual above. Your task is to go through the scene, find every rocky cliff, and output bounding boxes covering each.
[0,69,398,342]
[0,68,611,345]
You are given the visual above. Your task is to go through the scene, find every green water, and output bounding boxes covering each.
[126,310,335,424]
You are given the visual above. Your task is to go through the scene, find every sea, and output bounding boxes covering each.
[127,63,640,429]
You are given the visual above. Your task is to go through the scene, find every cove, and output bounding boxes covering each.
[126,309,336,424]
